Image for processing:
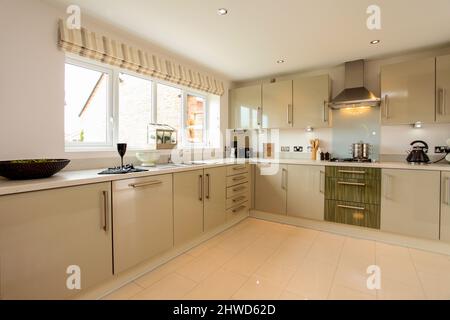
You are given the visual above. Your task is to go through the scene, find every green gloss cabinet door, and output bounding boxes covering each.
[0,182,113,300]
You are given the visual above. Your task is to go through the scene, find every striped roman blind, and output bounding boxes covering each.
[58,20,224,96]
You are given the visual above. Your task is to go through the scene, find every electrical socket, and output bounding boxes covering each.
[435,146,450,153]
[293,146,303,152]
[281,146,290,152]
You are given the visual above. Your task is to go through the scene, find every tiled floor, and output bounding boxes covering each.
[103,218,450,300]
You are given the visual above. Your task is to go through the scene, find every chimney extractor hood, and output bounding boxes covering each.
[330,60,380,109]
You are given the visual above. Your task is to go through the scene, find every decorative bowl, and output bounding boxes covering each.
[136,152,160,167]
[0,159,71,180]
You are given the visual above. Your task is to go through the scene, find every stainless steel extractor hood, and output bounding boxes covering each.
[330,60,380,109]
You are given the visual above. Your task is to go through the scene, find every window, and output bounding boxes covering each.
[64,62,111,146]
[185,94,206,145]
[64,57,220,151]
[118,73,152,148]
[156,83,182,137]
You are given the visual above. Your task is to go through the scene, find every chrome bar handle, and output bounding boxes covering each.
[232,205,247,213]
[129,180,162,188]
[257,107,262,126]
[287,104,293,125]
[443,88,447,116]
[198,175,203,201]
[233,196,247,203]
[338,170,366,175]
[233,186,246,192]
[384,94,390,119]
[205,174,210,199]
[233,176,247,182]
[281,168,288,190]
[323,101,328,123]
[445,177,450,206]
[233,166,247,171]
[319,170,325,194]
[337,181,366,187]
[102,190,110,232]
[337,204,365,211]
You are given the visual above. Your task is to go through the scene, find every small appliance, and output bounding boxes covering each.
[406,140,430,164]
[351,141,371,160]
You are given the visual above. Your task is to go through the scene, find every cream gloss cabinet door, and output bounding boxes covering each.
[380,169,440,240]
[0,182,113,300]
[380,57,435,125]
[204,166,227,232]
[174,170,204,246]
[287,165,325,221]
[254,164,287,215]
[229,85,262,129]
[440,172,450,242]
[262,80,293,129]
[293,75,331,129]
[436,54,450,123]
[113,174,173,274]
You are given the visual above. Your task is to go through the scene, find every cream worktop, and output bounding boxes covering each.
[0,158,449,196]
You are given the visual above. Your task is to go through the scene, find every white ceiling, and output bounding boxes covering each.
[50,0,450,81]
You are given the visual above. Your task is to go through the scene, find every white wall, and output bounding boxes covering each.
[236,45,450,157]
[0,0,230,162]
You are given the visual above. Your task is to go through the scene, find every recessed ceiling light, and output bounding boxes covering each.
[370,40,381,45]
[276,59,285,64]
[217,8,228,16]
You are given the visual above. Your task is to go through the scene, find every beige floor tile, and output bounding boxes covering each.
[184,269,248,300]
[265,245,308,269]
[376,254,422,288]
[409,248,450,274]
[252,231,290,250]
[286,259,337,299]
[254,261,297,286]
[102,282,144,300]
[223,243,275,276]
[306,233,345,265]
[332,262,377,296]
[328,285,375,300]
[134,253,195,288]
[417,271,450,300]
[278,290,309,300]
[376,242,411,261]
[377,278,426,300]
[131,273,197,300]
[232,275,285,300]
[340,237,376,264]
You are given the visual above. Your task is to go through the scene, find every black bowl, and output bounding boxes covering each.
[0,159,71,180]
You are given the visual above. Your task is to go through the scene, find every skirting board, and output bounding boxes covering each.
[250,210,450,256]
[75,214,249,300]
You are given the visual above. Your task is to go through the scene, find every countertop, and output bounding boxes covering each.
[0,158,449,196]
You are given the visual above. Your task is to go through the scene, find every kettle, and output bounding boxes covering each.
[406,140,430,164]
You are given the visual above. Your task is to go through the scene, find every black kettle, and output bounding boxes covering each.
[406,140,430,164]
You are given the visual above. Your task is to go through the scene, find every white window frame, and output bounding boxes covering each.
[64,55,213,151]
[64,57,114,151]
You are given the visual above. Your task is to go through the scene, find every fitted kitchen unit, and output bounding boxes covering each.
[0,163,250,300]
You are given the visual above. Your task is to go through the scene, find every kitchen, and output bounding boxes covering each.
[1,0,450,305]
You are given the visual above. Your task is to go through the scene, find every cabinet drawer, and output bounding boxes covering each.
[325,200,380,229]
[325,177,381,204]
[325,166,381,180]
[226,201,250,221]
[226,182,250,198]
[226,172,250,187]
[227,164,250,176]
[226,192,250,209]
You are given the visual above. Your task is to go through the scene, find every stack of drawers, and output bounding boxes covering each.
[324,166,381,229]
[226,164,251,220]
